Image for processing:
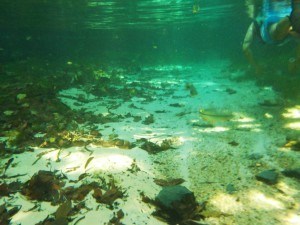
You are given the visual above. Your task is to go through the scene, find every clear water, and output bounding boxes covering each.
[0,0,246,65]
[0,1,300,225]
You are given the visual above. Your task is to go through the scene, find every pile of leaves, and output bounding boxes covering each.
[0,170,125,225]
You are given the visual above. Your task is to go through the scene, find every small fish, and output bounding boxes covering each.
[199,108,233,124]
[84,157,94,169]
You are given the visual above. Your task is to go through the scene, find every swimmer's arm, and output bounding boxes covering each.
[289,31,300,61]
[289,30,300,39]
[243,22,260,71]
[296,42,300,62]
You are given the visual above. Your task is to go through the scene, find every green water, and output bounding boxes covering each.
[1,1,299,94]
[0,0,246,65]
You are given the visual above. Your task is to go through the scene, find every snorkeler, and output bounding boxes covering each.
[243,0,300,74]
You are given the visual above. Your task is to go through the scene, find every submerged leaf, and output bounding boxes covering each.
[84,157,94,169]
[55,200,72,220]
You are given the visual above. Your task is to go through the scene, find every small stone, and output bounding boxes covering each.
[256,170,278,185]
[226,184,237,194]
[225,88,237,95]
[248,153,263,160]
[282,168,300,180]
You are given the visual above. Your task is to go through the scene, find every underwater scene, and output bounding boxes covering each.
[0,0,300,224]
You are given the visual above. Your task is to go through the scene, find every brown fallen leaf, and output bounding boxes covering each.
[55,200,72,219]
[84,157,94,170]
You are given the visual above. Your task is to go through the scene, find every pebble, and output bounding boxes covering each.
[256,169,278,185]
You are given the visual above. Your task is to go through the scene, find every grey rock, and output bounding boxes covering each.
[226,184,237,194]
[155,185,197,221]
[248,153,263,160]
[282,168,300,180]
[256,169,278,185]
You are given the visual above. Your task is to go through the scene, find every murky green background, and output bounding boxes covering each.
[0,0,248,65]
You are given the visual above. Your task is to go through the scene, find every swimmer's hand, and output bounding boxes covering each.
[289,31,300,40]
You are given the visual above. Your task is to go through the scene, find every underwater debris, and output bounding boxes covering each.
[185,83,198,96]
[63,183,98,202]
[93,180,124,206]
[22,170,65,203]
[160,139,175,150]
[61,178,124,206]
[127,159,141,174]
[84,156,94,170]
[2,158,14,177]
[92,137,134,149]
[36,200,72,225]
[113,139,133,149]
[0,183,12,197]
[133,115,142,122]
[128,103,143,110]
[139,138,175,154]
[199,108,233,124]
[90,130,102,138]
[191,122,214,128]
[0,60,141,154]
[155,110,167,113]
[0,181,22,197]
[77,173,90,182]
[142,114,154,125]
[0,203,21,225]
[39,129,103,149]
[108,209,125,225]
[0,181,22,198]
[225,88,236,95]
[169,103,185,108]
[55,200,72,217]
[32,149,58,165]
